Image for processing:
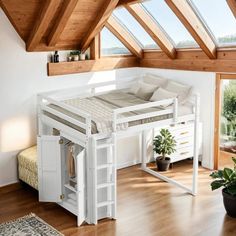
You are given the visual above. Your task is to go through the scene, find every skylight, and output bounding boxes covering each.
[112,7,159,49]
[142,0,198,48]
[100,27,131,56]
[190,0,236,46]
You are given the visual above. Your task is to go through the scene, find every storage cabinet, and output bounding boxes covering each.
[153,122,202,163]
[37,135,86,226]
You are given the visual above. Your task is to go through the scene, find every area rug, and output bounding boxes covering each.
[0,213,64,236]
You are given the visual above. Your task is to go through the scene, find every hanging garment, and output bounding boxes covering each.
[67,144,76,178]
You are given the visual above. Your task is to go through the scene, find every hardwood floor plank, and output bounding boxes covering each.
[0,162,235,235]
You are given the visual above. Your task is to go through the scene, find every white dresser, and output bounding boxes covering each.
[153,122,202,163]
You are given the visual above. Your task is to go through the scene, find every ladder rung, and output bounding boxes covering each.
[96,143,114,150]
[97,163,113,170]
[97,201,114,208]
[97,182,114,189]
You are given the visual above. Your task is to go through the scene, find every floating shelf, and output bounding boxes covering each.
[47,57,139,76]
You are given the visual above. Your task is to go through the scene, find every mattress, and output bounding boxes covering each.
[45,90,193,134]
[18,146,38,190]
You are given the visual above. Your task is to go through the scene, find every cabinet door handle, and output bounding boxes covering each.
[180,151,189,155]
[180,131,188,135]
[180,141,189,145]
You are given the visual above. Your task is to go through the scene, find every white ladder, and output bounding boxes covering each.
[90,133,117,224]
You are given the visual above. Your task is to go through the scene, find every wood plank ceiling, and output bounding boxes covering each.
[0,0,122,52]
[2,0,236,74]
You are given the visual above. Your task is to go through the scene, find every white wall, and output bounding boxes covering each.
[0,8,216,187]
[0,9,139,186]
[141,68,216,169]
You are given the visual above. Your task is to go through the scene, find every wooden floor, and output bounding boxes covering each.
[1,161,236,236]
[219,150,236,169]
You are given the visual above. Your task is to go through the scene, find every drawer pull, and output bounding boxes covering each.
[180,151,189,155]
[180,141,189,145]
[180,131,189,135]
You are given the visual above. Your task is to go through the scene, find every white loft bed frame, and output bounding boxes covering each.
[37,76,200,225]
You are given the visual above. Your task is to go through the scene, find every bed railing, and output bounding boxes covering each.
[112,98,178,132]
[38,79,199,141]
[38,95,92,137]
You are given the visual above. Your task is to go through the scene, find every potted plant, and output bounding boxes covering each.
[153,129,176,171]
[70,50,81,61]
[210,157,236,218]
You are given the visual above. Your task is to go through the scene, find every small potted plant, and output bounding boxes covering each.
[210,157,236,218]
[70,50,81,61]
[153,129,176,171]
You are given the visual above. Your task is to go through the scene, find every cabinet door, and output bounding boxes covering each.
[77,148,86,226]
[37,135,62,202]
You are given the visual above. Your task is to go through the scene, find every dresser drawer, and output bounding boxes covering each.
[171,126,194,139]
[176,136,194,149]
[154,123,194,139]
[170,146,193,163]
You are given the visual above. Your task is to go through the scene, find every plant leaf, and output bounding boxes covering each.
[226,185,236,196]
[232,157,236,165]
[223,168,233,181]
[210,170,223,179]
[211,180,225,191]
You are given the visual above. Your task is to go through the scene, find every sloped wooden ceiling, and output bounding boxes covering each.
[2,0,236,74]
[0,0,139,52]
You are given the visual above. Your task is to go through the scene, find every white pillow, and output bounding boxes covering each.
[143,73,168,87]
[135,82,158,100]
[165,81,191,104]
[150,88,177,107]
[129,82,140,95]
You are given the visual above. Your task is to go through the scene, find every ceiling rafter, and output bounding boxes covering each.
[26,0,60,51]
[126,3,176,59]
[47,0,78,47]
[106,16,143,58]
[165,0,217,59]
[90,34,101,60]
[80,0,120,52]
[117,0,143,6]
[227,0,236,19]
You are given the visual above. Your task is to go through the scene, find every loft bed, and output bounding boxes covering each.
[37,74,200,226]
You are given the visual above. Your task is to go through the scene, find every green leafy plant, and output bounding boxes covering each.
[222,81,236,140]
[210,157,236,196]
[70,50,81,56]
[153,129,176,160]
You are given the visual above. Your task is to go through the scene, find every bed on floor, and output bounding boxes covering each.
[18,146,38,190]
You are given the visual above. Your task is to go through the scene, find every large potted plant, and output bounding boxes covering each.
[210,157,236,218]
[153,129,176,171]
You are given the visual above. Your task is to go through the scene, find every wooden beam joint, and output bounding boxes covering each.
[47,0,78,47]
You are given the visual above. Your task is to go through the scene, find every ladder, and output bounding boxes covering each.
[88,133,117,224]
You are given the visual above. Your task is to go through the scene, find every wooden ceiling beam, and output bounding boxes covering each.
[165,0,217,59]
[90,34,101,60]
[48,0,78,47]
[26,0,59,51]
[80,0,120,52]
[117,0,143,6]
[227,0,236,19]
[126,3,176,59]
[106,16,143,58]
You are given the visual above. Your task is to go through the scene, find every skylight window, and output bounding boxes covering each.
[142,0,198,48]
[100,27,131,56]
[112,7,159,49]
[190,0,236,46]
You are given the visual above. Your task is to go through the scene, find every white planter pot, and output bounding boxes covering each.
[79,54,86,61]
[73,55,79,61]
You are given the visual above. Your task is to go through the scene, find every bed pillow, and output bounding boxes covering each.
[143,73,168,87]
[150,87,178,107]
[165,81,191,104]
[129,82,140,95]
[135,82,158,100]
